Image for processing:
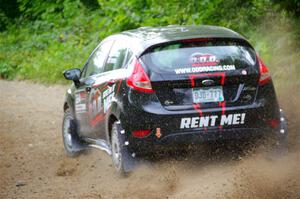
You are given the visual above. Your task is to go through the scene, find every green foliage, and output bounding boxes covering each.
[80,0,99,10]
[0,0,20,19]
[0,10,9,31]
[271,0,300,16]
[0,0,299,83]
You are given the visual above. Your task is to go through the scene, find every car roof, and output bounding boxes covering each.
[109,25,249,56]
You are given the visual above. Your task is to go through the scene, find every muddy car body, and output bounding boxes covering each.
[62,25,287,174]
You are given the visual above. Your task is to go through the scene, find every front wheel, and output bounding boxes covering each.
[62,109,85,156]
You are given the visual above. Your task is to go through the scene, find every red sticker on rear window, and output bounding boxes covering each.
[190,53,220,67]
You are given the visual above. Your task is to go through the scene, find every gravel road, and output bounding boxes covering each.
[0,80,299,199]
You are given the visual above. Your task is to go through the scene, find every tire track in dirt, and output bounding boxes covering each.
[0,79,299,199]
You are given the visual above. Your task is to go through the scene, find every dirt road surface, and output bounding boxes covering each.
[0,80,300,199]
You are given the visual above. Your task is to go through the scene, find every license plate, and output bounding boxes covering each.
[192,86,224,103]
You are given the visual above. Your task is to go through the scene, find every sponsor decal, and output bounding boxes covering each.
[75,92,87,104]
[190,53,219,67]
[180,113,246,129]
[90,90,102,117]
[75,104,87,113]
[241,69,247,75]
[75,93,81,104]
[174,53,235,74]
[174,65,236,74]
[103,84,116,113]
[75,92,87,113]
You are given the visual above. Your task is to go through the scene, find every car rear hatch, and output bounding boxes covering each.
[140,38,260,111]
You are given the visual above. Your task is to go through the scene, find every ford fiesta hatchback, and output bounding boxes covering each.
[62,25,287,174]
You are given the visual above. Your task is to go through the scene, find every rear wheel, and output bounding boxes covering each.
[111,122,126,175]
[62,108,85,156]
[111,121,136,176]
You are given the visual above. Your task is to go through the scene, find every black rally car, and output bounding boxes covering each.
[62,25,287,174]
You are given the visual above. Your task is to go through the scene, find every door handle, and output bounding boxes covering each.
[107,79,116,86]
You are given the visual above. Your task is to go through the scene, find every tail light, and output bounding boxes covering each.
[132,129,152,138]
[126,58,154,93]
[257,55,271,86]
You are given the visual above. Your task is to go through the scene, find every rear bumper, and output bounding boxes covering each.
[126,127,280,154]
[121,83,283,154]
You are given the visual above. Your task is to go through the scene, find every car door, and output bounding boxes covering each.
[75,39,114,139]
[87,38,133,139]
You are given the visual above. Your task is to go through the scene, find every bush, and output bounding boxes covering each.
[0,0,299,83]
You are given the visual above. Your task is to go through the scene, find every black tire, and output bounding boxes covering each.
[111,121,136,176]
[62,108,85,156]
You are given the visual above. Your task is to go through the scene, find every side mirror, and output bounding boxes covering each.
[63,68,81,82]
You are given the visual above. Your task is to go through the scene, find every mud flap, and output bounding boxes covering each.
[70,119,87,152]
[276,109,288,154]
[267,109,288,159]
[116,122,138,173]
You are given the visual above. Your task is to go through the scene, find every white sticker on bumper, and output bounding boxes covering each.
[180,113,246,129]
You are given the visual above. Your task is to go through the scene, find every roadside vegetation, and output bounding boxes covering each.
[0,0,299,84]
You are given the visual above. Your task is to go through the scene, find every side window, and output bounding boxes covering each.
[124,50,133,67]
[84,40,113,78]
[104,40,131,72]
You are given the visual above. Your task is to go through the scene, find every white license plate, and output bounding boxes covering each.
[192,87,224,103]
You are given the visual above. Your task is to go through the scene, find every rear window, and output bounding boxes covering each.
[141,40,257,74]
